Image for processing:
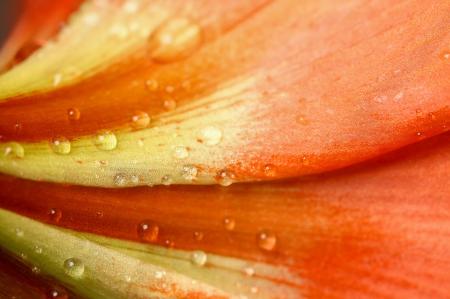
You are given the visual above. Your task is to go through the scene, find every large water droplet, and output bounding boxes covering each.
[50,137,71,155]
[223,217,235,231]
[94,132,117,151]
[148,18,201,63]
[3,142,24,158]
[197,126,222,146]
[182,165,198,181]
[131,111,150,129]
[63,258,85,278]
[67,108,80,121]
[173,146,189,159]
[190,250,207,266]
[48,208,62,223]
[137,221,159,242]
[257,230,277,251]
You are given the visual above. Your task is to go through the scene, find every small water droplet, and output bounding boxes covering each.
[154,270,166,279]
[53,73,62,86]
[15,228,24,237]
[67,108,80,121]
[63,258,84,278]
[263,164,277,177]
[441,51,450,60]
[197,126,222,146]
[130,174,139,184]
[145,79,159,91]
[48,208,62,223]
[131,111,150,129]
[137,221,159,242]
[34,245,43,254]
[4,142,24,158]
[223,217,235,231]
[296,115,309,125]
[47,288,68,299]
[161,174,173,186]
[193,231,204,241]
[50,137,71,155]
[190,250,207,266]
[393,91,404,101]
[32,266,41,274]
[250,286,259,294]
[113,173,127,186]
[257,230,277,251]
[148,18,201,62]
[243,266,255,277]
[173,146,189,159]
[20,252,27,260]
[163,99,177,110]
[125,275,132,282]
[182,165,198,181]
[165,85,175,93]
[216,169,235,186]
[94,132,117,151]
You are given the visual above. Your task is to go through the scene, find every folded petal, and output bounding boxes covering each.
[0,0,449,186]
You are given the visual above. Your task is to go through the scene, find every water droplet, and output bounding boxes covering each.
[145,79,159,91]
[47,288,68,299]
[154,270,166,279]
[165,85,175,93]
[131,111,150,129]
[161,174,173,186]
[296,115,309,125]
[441,51,450,60]
[113,173,127,186]
[53,73,62,86]
[223,217,235,231]
[263,164,277,177]
[137,221,159,242]
[163,99,177,110]
[34,245,43,254]
[20,252,27,260]
[148,18,201,62]
[4,142,24,158]
[63,258,84,278]
[243,266,255,277]
[50,137,71,155]
[32,266,41,274]
[193,231,204,241]
[257,230,277,251]
[216,169,235,186]
[94,132,117,151]
[181,165,198,181]
[250,286,259,294]
[190,250,207,266]
[15,228,24,237]
[173,146,189,159]
[197,126,222,146]
[393,91,404,101]
[48,208,62,223]
[67,108,80,121]
[130,174,139,184]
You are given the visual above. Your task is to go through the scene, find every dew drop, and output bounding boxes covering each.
[193,231,204,241]
[173,146,189,159]
[131,111,150,129]
[34,245,43,254]
[113,173,127,187]
[190,250,207,266]
[48,208,62,223]
[161,174,173,186]
[243,266,255,277]
[441,51,450,61]
[137,221,159,242]
[197,126,222,146]
[165,85,175,93]
[145,79,159,91]
[250,286,259,294]
[154,270,166,279]
[181,165,198,181]
[223,217,235,231]
[50,137,71,155]
[130,174,139,184]
[15,228,24,237]
[263,164,277,177]
[32,266,41,274]
[67,108,80,121]
[63,258,84,278]
[296,115,309,125]
[3,142,24,158]
[94,132,117,151]
[163,99,177,110]
[257,230,277,251]
[216,169,235,186]
[47,288,68,299]
[148,18,201,63]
